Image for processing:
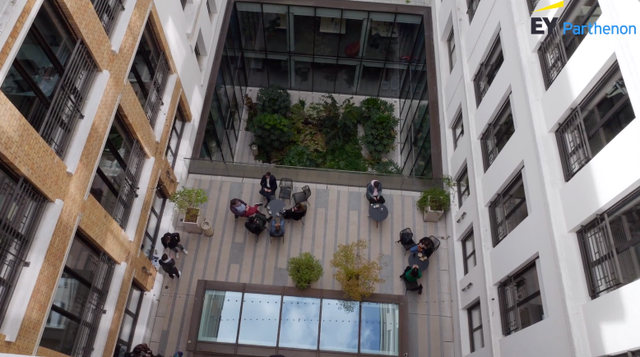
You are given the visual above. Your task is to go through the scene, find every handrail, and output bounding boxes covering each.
[143,52,170,127]
[91,0,125,35]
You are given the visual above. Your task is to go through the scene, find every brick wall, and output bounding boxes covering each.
[0,0,187,355]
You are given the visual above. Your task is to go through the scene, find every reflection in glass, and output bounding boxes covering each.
[291,6,315,55]
[279,296,321,350]
[263,4,288,53]
[360,303,399,355]
[364,13,396,62]
[314,8,342,57]
[198,291,242,343]
[335,59,358,95]
[319,299,359,353]
[292,56,313,91]
[238,293,281,346]
[339,10,367,59]
[312,59,338,94]
[359,62,383,96]
[266,55,289,88]
[236,2,265,52]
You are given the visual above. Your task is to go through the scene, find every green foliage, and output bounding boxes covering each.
[287,252,324,289]
[252,113,295,162]
[169,188,208,212]
[330,240,385,301]
[256,86,291,117]
[361,112,399,162]
[417,187,451,212]
[324,140,368,172]
[371,159,402,175]
[280,145,318,168]
[309,95,361,151]
[360,97,394,123]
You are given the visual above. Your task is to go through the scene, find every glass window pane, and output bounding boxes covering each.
[339,11,367,59]
[66,239,99,282]
[245,52,268,88]
[360,302,399,355]
[364,13,396,61]
[358,62,383,96]
[128,288,142,313]
[292,56,313,91]
[41,311,80,355]
[470,306,481,328]
[291,6,315,55]
[266,54,289,88]
[319,299,359,353]
[119,314,134,341]
[518,295,544,329]
[33,0,76,66]
[279,296,320,350]
[312,59,337,94]
[198,291,242,343]
[315,8,342,57]
[236,2,265,52]
[146,213,158,238]
[472,329,484,350]
[335,59,358,95]
[263,4,288,53]
[54,273,89,318]
[238,293,281,346]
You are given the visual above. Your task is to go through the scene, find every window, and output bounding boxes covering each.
[467,302,484,352]
[498,261,544,335]
[0,162,47,325]
[114,285,144,357]
[556,63,634,180]
[447,29,456,71]
[457,167,470,207]
[474,35,503,106]
[527,0,541,13]
[128,21,170,126]
[167,108,186,169]
[462,230,476,275]
[577,188,640,299]
[142,188,167,258]
[489,172,528,246]
[90,0,125,35]
[482,98,515,171]
[0,0,98,157]
[452,112,464,149]
[40,235,115,357]
[467,0,481,22]
[90,112,145,228]
[538,0,601,88]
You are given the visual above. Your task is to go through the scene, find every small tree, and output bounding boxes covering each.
[256,86,291,117]
[330,240,385,301]
[169,188,208,222]
[251,113,295,162]
[287,252,324,289]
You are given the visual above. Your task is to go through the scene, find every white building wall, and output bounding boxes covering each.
[436,0,640,355]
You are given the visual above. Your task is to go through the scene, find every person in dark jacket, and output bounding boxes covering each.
[366,180,385,204]
[283,203,307,221]
[126,343,154,357]
[245,213,270,235]
[161,232,188,259]
[159,254,181,279]
[259,171,278,203]
[414,237,436,257]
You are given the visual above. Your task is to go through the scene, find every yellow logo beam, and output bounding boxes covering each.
[533,1,564,13]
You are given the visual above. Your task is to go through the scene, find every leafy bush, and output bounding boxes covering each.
[360,97,394,123]
[251,113,295,162]
[371,159,402,174]
[324,140,368,172]
[280,145,318,168]
[256,86,291,117]
[361,112,399,162]
[169,188,208,223]
[287,252,324,289]
[330,240,385,301]
[417,187,451,212]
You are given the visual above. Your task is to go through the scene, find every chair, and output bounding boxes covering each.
[419,235,441,258]
[279,178,293,202]
[291,203,307,226]
[400,274,422,294]
[269,232,284,244]
[397,228,417,255]
[293,185,312,205]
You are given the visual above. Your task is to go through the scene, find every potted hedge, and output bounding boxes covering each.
[287,252,324,289]
[330,240,384,301]
[170,187,208,234]
[417,187,450,222]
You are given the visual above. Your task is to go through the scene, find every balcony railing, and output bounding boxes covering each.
[91,0,125,36]
[538,26,567,88]
[0,170,47,326]
[112,141,145,228]
[143,53,170,127]
[40,40,98,157]
[556,108,591,180]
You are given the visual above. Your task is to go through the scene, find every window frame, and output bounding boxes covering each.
[452,111,464,150]
[467,301,484,352]
[474,35,503,106]
[498,260,543,336]
[447,29,456,71]
[481,97,515,171]
[166,107,187,169]
[489,171,528,246]
[142,188,167,258]
[457,166,470,207]
[114,284,145,357]
[461,230,476,275]
[467,0,481,23]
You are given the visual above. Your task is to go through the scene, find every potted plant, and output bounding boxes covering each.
[287,252,324,289]
[330,240,384,301]
[170,187,208,234]
[417,187,450,222]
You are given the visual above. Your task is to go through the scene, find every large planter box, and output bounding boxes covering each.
[423,207,444,222]
[183,208,203,234]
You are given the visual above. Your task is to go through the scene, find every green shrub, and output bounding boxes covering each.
[251,113,295,162]
[360,97,394,123]
[324,139,368,172]
[417,187,451,212]
[371,159,402,174]
[361,112,399,162]
[280,145,318,168]
[288,252,324,289]
[256,86,291,117]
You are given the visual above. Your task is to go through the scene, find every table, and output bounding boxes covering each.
[368,203,389,228]
[408,252,429,272]
[266,199,286,216]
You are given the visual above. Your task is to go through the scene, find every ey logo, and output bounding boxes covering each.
[530,1,564,34]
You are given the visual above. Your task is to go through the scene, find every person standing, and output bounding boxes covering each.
[260,171,278,203]
[366,180,385,204]
[159,254,181,279]
[161,232,188,259]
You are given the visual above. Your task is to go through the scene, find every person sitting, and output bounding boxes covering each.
[245,213,270,235]
[401,265,423,294]
[366,180,385,204]
[283,203,307,221]
[413,237,436,257]
[269,216,285,237]
[259,171,278,203]
[230,199,262,218]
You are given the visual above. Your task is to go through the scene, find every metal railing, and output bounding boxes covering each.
[41,40,98,157]
[538,26,567,89]
[91,0,125,36]
[113,141,145,228]
[186,159,443,192]
[143,53,170,127]
[0,170,47,326]
[556,108,591,180]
